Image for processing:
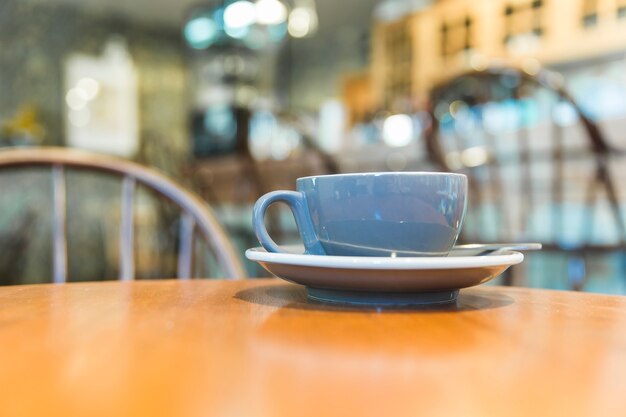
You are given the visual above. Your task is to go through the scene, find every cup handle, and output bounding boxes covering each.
[252,190,325,255]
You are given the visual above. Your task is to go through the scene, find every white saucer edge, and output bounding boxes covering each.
[245,247,524,270]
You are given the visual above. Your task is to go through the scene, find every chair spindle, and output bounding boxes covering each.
[177,212,195,279]
[120,176,135,280]
[52,165,67,284]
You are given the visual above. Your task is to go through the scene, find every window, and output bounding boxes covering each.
[582,0,599,27]
[441,16,473,59]
[503,0,544,46]
[383,20,412,109]
[617,0,626,19]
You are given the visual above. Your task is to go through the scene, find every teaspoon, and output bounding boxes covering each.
[451,242,542,256]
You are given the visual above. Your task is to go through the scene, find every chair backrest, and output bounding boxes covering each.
[0,147,247,282]
[424,66,626,249]
[192,109,339,259]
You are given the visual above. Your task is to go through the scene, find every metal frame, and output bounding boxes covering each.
[424,65,626,287]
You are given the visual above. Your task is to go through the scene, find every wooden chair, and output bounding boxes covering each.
[424,65,626,289]
[191,109,339,276]
[0,147,247,282]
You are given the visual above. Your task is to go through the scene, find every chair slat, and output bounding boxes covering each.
[177,212,195,280]
[52,165,67,283]
[551,114,564,242]
[583,166,600,243]
[482,126,508,241]
[516,91,532,237]
[601,159,626,245]
[119,176,135,281]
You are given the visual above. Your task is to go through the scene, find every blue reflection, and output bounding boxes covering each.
[518,98,538,127]
[244,26,269,49]
[268,22,288,42]
[204,105,236,138]
[184,15,218,49]
[552,101,579,126]
[212,7,226,30]
[225,25,249,39]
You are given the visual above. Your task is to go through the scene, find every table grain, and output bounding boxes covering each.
[0,279,625,417]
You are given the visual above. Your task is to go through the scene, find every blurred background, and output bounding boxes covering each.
[1,0,626,291]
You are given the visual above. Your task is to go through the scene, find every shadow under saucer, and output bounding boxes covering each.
[235,283,514,313]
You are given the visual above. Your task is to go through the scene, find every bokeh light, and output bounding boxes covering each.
[184,15,218,49]
[224,1,256,29]
[255,0,288,25]
[65,88,87,110]
[68,108,91,127]
[288,6,318,38]
[382,114,413,147]
[460,146,489,167]
[76,78,100,100]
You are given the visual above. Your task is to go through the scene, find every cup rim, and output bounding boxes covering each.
[297,171,467,181]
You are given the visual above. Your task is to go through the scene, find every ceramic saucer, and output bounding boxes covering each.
[245,247,524,306]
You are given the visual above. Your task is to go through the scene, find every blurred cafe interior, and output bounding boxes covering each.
[2,0,626,292]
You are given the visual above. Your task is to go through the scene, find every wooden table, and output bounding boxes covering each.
[0,279,625,417]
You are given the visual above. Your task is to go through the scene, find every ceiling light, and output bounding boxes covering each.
[224,1,256,29]
[255,0,288,25]
[288,7,317,38]
[382,114,414,147]
[184,16,218,49]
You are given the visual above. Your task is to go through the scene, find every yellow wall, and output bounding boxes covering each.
[364,0,626,112]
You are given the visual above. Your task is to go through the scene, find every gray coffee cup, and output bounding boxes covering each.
[253,172,467,257]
